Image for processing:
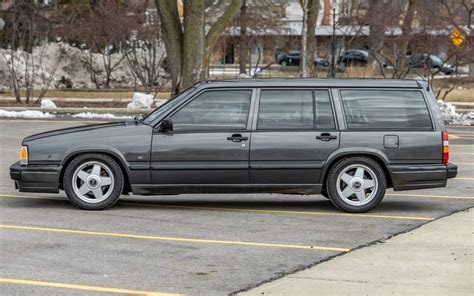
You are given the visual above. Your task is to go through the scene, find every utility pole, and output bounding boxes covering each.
[329,0,337,78]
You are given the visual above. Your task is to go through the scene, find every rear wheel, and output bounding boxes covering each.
[63,153,124,210]
[326,157,386,213]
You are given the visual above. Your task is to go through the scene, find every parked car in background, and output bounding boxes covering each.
[10,79,457,213]
[278,51,329,67]
[407,54,456,75]
[338,49,368,67]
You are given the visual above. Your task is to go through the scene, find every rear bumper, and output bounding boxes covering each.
[10,161,61,193]
[389,163,457,191]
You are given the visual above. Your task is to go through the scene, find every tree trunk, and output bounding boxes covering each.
[155,0,183,94]
[394,0,416,78]
[238,0,248,75]
[300,0,318,77]
[182,0,205,89]
[155,0,243,91]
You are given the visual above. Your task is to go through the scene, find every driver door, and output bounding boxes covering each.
[151,89,253,185]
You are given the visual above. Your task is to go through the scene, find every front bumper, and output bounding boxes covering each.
[389,162,457,191]
[10,161,61,193]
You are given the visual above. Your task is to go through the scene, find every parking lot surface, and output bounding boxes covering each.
[0,120,473,295]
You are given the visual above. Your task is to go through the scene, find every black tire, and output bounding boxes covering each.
[63,153,124,210]
[281,60,288,67]
[326,156,386,213]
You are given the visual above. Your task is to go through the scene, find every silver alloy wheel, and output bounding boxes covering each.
[336,164,378,206]
[72,161,114,204]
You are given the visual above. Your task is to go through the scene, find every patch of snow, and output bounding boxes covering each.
[438,100,473,126]
[72,112,133,120]
[127,92,154,109]
[0,109,55,119]
[40,99,57,109]
[155,99,167,108]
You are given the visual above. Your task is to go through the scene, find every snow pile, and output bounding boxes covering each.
[155,99,167,107]
[40,99,57,109]
[437,100,474,126]
[0,43,168,90]
[0,110,55,119]
[127,92,154,109]
[72,112,133,120]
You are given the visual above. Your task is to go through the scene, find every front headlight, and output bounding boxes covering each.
[19,146,28,165]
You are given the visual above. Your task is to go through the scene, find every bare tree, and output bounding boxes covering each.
[59,1,132,89]
[234,0,283,76]
[155,0,244,92]
[0,0,62,104]
[123,10,166,94]
[299,0,319,77]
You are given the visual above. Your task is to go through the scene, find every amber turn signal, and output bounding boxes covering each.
[19,146,28,165]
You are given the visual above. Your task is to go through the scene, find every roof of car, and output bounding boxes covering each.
[197,78,422,89]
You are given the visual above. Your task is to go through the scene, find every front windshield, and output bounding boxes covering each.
[143,87,195,125]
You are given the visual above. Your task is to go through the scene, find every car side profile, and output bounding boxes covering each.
[10,79,457,213]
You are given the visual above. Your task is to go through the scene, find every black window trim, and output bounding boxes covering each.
[157,88,256,134]
[338,88,435,131]
[253,87,338,132]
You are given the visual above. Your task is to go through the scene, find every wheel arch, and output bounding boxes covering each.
[319,150,393,189]
[59,149,131,194]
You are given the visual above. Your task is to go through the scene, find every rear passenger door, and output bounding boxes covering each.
[249,89,340,184]
[338,89,439,164]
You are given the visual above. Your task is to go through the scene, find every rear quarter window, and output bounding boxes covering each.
[340,90,433,130]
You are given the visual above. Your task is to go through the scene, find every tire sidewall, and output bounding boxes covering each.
[326,157,386,213]
[63,154,123,210]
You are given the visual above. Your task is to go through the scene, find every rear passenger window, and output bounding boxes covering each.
[258,90,313,129]
[340,90,432,130]
[257,90,336,130]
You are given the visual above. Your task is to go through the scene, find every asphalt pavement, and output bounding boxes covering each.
[0,120,473,296]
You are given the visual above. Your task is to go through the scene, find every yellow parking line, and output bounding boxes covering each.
[450,144,474,147]
[0,278,179,296]
[453,177,474,181]
[0,194,434,221]
[456,163,474,165]
[0,224,349,252]
[452,153,474,155]
[386,193,474,200]
[122,202,434,221]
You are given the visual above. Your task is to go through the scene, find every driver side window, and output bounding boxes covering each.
[171,90,252,131]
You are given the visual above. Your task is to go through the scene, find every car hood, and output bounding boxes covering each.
[22,121,131,143]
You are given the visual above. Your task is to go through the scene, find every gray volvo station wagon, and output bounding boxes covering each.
[10,79,457,212]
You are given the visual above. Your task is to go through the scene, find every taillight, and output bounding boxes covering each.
[442,131,449,164]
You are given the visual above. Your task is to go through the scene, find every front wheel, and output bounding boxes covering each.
[63,153,124,210]
[326,157,386,213]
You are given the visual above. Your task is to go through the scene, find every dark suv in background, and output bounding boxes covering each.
[10,79,457,213]
[338,49,369,67]
[278,51,329,67]
[407,54,456,75]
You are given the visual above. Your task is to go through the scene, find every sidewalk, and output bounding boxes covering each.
[240,209,473,296]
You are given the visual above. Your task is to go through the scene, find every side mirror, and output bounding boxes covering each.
[134,114,144,122]
[159,118,173,132]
